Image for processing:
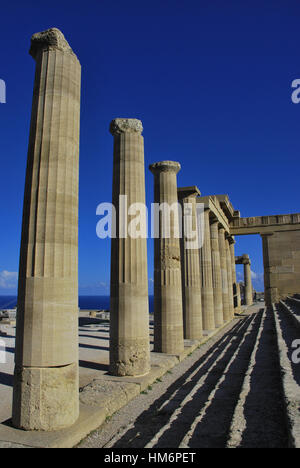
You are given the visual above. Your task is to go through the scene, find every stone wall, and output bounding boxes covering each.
[262,230,300,305]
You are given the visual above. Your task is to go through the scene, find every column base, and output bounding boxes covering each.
[109,340,150,377]
[202,329,215,336]
[12,362,79,431]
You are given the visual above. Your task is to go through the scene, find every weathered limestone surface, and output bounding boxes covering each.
[244,259,253,306]
[149,161,184,355]
[262,234,277,306]
[235,254,253,306]
[231,212,300,304]
[231,213,300,236]
[200,210,215,331]
[229,238,241,312]
[225,237,235,317]
[13,363,79,432]
[236,283,242,310]
[110,118,150,377]
[178,187,202,340]
[210,219,224,327]
[13,28,81,430]
[218,228,230,322]
[261,231,300,306]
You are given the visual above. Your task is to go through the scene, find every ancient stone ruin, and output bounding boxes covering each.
[5,28,300,447]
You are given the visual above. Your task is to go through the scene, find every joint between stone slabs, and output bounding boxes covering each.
[0,318,236,448]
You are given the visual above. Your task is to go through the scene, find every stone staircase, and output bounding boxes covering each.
[274,297,300,447]
[280,296,300,329]
[105,305,300,448]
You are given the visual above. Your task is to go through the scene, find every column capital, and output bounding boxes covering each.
[227,235,235,245]
[110,118,143,136]
[235,254,251,265]
[177,186,201,200]
[149,160,181,175]
[29,28,76,59]
[210,216,219,227]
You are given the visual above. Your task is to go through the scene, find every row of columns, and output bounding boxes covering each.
[110,150,240,364]
[13,28,241,432]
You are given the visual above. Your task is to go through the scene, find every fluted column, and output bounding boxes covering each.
[110,119,150,377]
[200,210,215,331]
[13,28,81,430]
[218,227,230,322]
[244,259,253,306]
[210,219,223,327]
[229,237,241,312]
[226,236,235,317]
[236,283,242,310]
[149,161,184,355]
[178,187,202,341]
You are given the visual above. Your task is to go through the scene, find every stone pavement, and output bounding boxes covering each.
[0,310,233,448]
[79,302,300,449]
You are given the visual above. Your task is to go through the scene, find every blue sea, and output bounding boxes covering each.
[0,295,155,312]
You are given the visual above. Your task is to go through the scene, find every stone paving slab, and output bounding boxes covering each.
[0,315,233,448]
[0,351,193,448]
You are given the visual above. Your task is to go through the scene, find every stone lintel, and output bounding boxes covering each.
[177,186,201,200]
[209,215,220,226]
[149,160,181,174]
[197,196,230,233]
[232,225,300,236]
[30,28,76,59]
[110,118,143,136]
[230,213,300,235]
[215,194,235,220]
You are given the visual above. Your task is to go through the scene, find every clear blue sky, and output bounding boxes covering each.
[0,0,299,295]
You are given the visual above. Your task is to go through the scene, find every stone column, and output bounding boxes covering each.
[226,236,235,317]
[229,237,241,312]
[244,257,253,306]
[210,219,223,327]
[218,228,230,322]
[261,233,277,306]
[13,28,81,431]
[149,161,184,355]
[178,187,202,341]
[110,119,150,377]
[236,283,242,310]
[200,210,215,331]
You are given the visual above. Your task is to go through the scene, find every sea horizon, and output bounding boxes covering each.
[0,295,155,312]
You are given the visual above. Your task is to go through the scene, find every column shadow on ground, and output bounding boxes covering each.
[0,372,13,387]
[79,334,110,341]
[110,316,253,448]
[79,360,109,372]
[277,306,300,386]
[158,311,262,449]
[239,309,288,448]
[79,343,109,352]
